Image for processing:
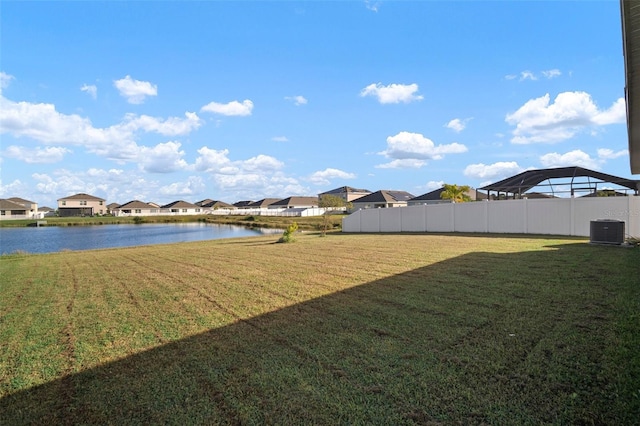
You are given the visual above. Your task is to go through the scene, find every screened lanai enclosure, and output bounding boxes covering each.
[477,166,640,200]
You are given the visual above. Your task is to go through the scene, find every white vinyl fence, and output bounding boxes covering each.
[342,197,640,238]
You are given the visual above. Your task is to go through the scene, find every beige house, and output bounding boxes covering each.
[160,200,202,215]
[0,199,29,220]
[0,197,39,219]
[319,186,371,203]
[57,193,106,217]
[112,200,160,217]
[268,196,319,209]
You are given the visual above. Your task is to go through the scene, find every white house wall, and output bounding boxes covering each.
[342,197,640,238]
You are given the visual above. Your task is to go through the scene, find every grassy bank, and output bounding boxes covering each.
[1,233,638,424]
[0,214,345,232]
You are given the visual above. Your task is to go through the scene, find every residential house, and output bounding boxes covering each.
[112,200,160,216]
[195,199,215,207]
[57,193,106,217]
[6,197,39,218]
[160,200,202,215]
[233,200,254,209]
[38,206,56,217]
[319,186,371,202]
[351,190,415,210]
[200,200,235,210]
[245,198,280,209]
[407,187,482,206]
[106,203,120,215]
[268,196,319,209]
[0,199,28,220]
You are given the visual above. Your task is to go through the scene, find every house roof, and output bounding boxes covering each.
[107,203,120,209]
[201,200,235,208]
[0,199,28,210]
[195,198,215,206]
[58,193,105,202]
[38,206,55,212]
[621,0,640,174]
[269,196,319,207]
[7,197,35,205]
[352,190,415,204]
[410,187,447,201]
[479,167,640,195]
[233,200,253,208]
[116,200,156,209]
[319,186,371,195]
[246,198,280,208]
[161,200,199,209]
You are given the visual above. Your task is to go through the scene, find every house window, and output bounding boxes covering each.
[182,209,187,213]
[99,201,103,205]
[80,201,87,206]
[1,211,5,216]
[61,201,66,206]
[151,209,157,213]
[195,208,201,212]
[135,209,141,214]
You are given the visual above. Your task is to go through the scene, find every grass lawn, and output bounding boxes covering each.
[0,233,638,424]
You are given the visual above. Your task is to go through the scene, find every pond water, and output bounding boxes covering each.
[0,223,280,255]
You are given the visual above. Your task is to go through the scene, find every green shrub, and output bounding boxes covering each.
[133,216,145,224]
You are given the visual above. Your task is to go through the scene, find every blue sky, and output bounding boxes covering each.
[0,1,632,208]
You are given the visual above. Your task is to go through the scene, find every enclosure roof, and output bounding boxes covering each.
[621,0,640,174]
[479,166,640,194]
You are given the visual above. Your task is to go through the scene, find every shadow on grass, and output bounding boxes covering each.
[1,243,637,425]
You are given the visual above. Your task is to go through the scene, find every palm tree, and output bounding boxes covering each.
[440,183,472,202]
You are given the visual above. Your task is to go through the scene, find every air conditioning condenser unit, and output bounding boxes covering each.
[590,220,625,245]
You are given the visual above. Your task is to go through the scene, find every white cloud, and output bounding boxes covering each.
[376,159,426,169]
[309,168,356,185]
[193,147,236,173]
[520,71,537,81]
[360,83,423,104]
[159,176,205,197]
[1,72,15,91]
[597,148,628,160]
[0,95,203,163]
[542,69,561,79]
[539,149,600,169]
[113,75,158,104]
[4,145,70,164]
[365,1,381,12]
[201,99,253,116]
[120,112,203,136]
[445,118,472,133]
[271,136,289,142]
[0,177,25,197]
[81,84,97,99]
[285,95,307,106]
[505,92,626,144]
[243,154,284,172]
[463,161,525,179]
[137,141,188,173]
[504,74,517,80]
[592,97,626,125]
[378,131,467,168]
[424,180,445,191]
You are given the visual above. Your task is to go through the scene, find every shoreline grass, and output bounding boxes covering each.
[0,214,344,232]
[1,233,638,424]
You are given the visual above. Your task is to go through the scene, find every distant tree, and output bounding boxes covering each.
[440,184,472,203]
[318,194,352,236]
